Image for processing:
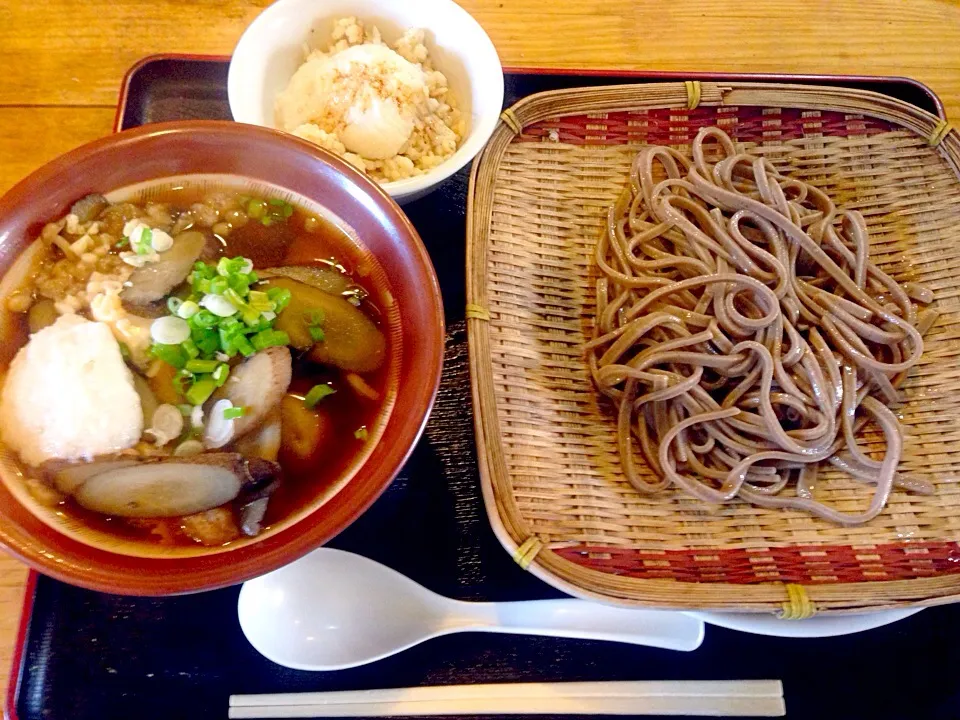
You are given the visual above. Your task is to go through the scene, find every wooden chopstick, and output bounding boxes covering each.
[229,680,785,718]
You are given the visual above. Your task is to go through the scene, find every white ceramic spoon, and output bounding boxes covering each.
[238,548,705,670]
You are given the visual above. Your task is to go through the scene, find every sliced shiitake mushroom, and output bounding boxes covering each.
[258,265,353,296]
[45,458,140,495]
[266,276,386,372]
[121,230,206,305]
[211,346,292,444]
[47,453,280,518]
[233,406,282,461]
[69,194,109,224]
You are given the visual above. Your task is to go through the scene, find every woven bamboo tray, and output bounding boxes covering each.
[466,81,960,615]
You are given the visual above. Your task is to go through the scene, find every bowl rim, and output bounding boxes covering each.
[0,120,445,595]
[226,0,505,199]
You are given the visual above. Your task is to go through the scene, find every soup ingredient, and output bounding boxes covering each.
[345,372,380,402]
[212,346,293,444]
[258,265,353,296]
[46,458,139,495]
[121,230,206,305]
[145,403,184,447]
[280,394,330,469]
[0,315,143,466]
[173,439,204,457]
[65,453,280,518]
[180,507,240,546]
[69,194,109,224]
[589,127,936,526]
[234,407,282,461]
[148,361,180,406]
[148,255,292,402]
[27,299,58,333]
[204,399,240,449]
[132,374,159,430]
[303,383,336,409]
[275,17,463,182]
[151,316,191,345]
[85,275,155,368]
[268,276,386,372]
[239,497,270,537]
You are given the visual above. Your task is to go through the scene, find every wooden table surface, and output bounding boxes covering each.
[2,0,960,698]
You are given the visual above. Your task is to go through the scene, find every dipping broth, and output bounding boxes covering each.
[0,183,393,548]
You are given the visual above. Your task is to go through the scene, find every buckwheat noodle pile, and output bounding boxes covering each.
[588,127,939,525]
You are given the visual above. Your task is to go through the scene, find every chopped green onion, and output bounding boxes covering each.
[212,363,230,386]
[282,204,293,218]
[185,378,217,406]
[247,199,266,219]
[193,328,220,355]
[209,276,228,295]
[309,326,326,342]
[228,274,251,296]
[248,271,259,284]
[115,237,129,248]
[223,406,247,420]
[223,287,248,309]
[262,216,273,227]
[185,358,218,373]
[251,329,290,351]
[181,338,200,359]
[118,342,131,360]
[249,290,270,306]
[268,198,286,207]
[177,300,200,319]
[151,343,188,369]
[303,383,336,409]
[354,426,369,441]
[219,315,241,332]
[266,287,292,312]
[234,334,255,357]
[303,309,325,326]
[167,297,183,314]
[177,404,193,416]
[173,369,194,396]
[136,228,153,255]
[191,310,218,329]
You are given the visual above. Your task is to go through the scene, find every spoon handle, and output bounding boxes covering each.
[449,599,705,651]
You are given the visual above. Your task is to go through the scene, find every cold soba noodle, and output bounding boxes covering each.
[588,127,938,525]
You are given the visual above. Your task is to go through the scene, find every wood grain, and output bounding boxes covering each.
[2,0,960,701]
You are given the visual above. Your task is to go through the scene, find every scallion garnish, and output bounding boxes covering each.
[185,378,217,406]
[212,363,230,387]
[135,227,154,255]
[149,249,298,401]
[223,406,247,420]
[304,383,336,409]
[185,358,219,374]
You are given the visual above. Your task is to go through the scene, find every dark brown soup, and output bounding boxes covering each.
[1,184,393,549]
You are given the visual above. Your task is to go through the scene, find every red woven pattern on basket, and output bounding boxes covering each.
[554,541,960,585]
[518,107,890,146]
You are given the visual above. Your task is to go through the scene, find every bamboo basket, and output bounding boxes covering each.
[466,81,960,615]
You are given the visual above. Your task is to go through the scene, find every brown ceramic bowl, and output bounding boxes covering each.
[0,121,444,595]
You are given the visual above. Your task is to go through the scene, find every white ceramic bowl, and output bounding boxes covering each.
[228,0,504,203]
